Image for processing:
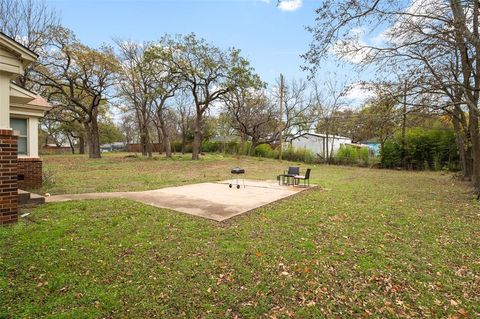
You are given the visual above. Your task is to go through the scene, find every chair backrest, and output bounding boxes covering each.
[287,166,300,175]
[305,168,311,179]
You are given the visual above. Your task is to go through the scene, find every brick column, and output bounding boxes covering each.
[0,129,18,225]
[18,158,42,189]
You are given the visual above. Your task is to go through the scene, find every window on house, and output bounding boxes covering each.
[10,118,28,155]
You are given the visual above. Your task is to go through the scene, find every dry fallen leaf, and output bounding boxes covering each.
[457,309,468,317]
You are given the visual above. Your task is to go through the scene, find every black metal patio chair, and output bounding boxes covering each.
[293,168,311,187]
[277,166,300,185]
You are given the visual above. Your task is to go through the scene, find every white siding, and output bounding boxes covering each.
[291,134,352,158]
[292,135,325,155]
[28,117,39,157]
[0,73,10,129]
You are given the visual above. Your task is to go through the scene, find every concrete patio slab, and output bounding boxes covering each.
[46,180,312,221]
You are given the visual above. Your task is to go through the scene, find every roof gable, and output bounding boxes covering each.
[10,82,51,113]
[10,82,37,104]
[0,32,37,62]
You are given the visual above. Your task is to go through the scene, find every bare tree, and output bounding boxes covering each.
[0,0,60,88]
[119,112,137,146]
[34,26,119,158]
[148,33,262,160]
[173,90,193,154]
[224,88,276,155]
[146,46,182,157]
[273,78,316,142]
[312,78,349,163]
[116,40,156,157]
[303,0,480,194]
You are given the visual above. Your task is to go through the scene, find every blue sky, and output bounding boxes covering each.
[45,0,326,85]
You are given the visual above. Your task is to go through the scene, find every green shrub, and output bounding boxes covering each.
[339,145,355,164]
[380,127,459,170]
[172,141,193,153]
[240,141,251,156]
[226,141,239,154]
[202,141,221,153]
[359,147,370,165]
[381,140,401,168]
[335,145,368,166]
[254,144,273,158]
[282,145,295,161]
[281,145,314,163]
[270,148,280,160]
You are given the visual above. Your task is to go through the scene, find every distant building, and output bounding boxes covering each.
[290,133,352,158]
[100,142,126,152]
[358,140,381,156]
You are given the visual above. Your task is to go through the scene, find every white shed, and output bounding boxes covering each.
[290,133,352,158]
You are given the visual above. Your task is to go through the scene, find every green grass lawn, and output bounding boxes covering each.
[1,153,479,318]
[37,153,309,195]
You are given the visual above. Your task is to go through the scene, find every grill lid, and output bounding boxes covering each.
[231,167,245,174]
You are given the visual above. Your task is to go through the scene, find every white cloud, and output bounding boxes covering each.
[344,83,374,106]
[330,0,450,65]
[278,0,302,12]
[330,27,373,64]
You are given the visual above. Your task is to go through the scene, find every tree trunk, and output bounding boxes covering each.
[87,115,101,159]
[67,135,75,154]
[329,136,336,164]
[192,113,203,160]
[155,125,163,155]
[159,117,172,158]
[464,147,473,180]
[401,80,407,169]
[140,128,148,156]
[238,135,245,155]
[163,132,172,157]
[380,140,386,167]
[79,135,85,154]
[248,140,258,156]
[146,130,153,158]
[325,134,331,164]
[469,111,480,192]
[181,130,186,155]
[452,107,472,180]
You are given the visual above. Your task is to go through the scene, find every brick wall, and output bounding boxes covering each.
[17,157,42,189]
[0,129,18,225]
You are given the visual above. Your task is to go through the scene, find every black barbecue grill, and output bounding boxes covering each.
[229,167,245,189]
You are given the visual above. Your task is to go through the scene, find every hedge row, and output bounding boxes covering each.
[334,145,373,167]
[253,144,315,163]
[381,128,459,170]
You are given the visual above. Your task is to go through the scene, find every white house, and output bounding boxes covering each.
[0,32,50,193]
[290,132,352,159]
[9,83,51,157]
